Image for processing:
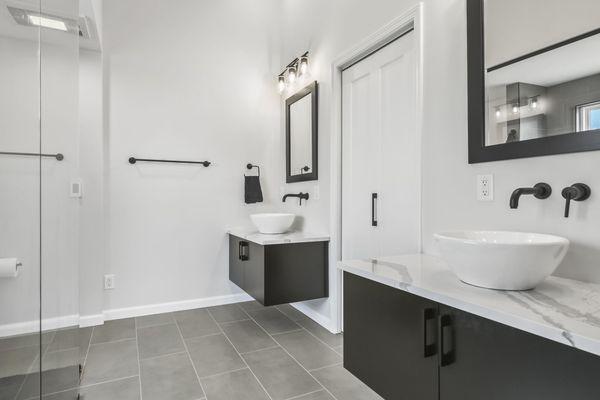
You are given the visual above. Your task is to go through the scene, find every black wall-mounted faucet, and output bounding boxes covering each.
[509,183,552,209]
[282,192,309,205]
[561,183,591,218]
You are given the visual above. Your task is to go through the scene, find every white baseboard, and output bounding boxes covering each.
[103,292,253,322]
[0,314,79,338]
[291,302,340,334]
[79,313,104,328]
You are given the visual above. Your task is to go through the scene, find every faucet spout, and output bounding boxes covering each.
[509,183,551,209]
[282,192,310,205]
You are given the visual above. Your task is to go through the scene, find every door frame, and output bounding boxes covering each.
[330,4,424,332]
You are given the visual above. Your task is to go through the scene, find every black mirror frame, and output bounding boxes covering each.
[286,81,318,183]
[467,0,600,164]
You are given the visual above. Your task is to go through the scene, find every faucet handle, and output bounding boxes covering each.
[561,183,591,218]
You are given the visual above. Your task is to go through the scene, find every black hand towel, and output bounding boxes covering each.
[245,175,263,204]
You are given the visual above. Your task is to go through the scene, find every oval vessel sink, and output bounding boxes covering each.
[250,213,295,234]
[434,231,569,291]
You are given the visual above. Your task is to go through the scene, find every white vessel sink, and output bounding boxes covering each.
[250,213,296,234]
[434,231,569,291]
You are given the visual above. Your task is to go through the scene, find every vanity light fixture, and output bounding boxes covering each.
[276,51,309,94]
[530,97,539,109]
[288,66,297,84]
[495,107,501,118]
[7,6,79,34]
[512,104,520,114]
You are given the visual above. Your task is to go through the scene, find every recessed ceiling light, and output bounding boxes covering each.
[28,15,67,31]
[8,6,78,33]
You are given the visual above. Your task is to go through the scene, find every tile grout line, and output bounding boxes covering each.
[207,306,275,400]
[309,362,344,372]
[243,305,341,400]
[134,317,144,400]
[284,389,327,400]
[79,374,140,389]
[238,344,281,356]
[173,315,208,400]
[14,330,57,400]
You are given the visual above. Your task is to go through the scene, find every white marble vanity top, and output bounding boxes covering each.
[339,254,600,357]
[228,228,330,245]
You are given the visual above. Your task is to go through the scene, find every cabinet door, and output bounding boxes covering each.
[344,273,439,400]
[439,305,600,400]
[241,241,265,304]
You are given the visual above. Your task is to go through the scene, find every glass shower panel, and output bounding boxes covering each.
[0,0,43,399]
[38,0,81,398]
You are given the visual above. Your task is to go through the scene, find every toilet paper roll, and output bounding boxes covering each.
[0,258,21,278]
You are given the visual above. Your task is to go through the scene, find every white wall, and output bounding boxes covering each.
[101,0,282,312]
[278,0,600,326]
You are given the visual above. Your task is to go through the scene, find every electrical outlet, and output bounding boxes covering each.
[477,174,494,201]
[104,274,115,290]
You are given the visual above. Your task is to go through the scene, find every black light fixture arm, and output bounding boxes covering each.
[509,183,552,209]
[278,51,309,78]
[0,151,64,161]
[561,183,591,218]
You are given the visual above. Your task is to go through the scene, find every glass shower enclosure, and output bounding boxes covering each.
[1,0,81,398]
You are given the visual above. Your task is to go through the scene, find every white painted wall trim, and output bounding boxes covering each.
[329,3,425,332]
[0,314,80,338]
[290,302,336,333]
[103,292,253,321]
[79,313,105,328]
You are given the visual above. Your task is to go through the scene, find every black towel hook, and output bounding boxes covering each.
[246,163,260,177]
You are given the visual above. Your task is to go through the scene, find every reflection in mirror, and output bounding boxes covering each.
[286,81,318,183]
[290,94,313,175]
[483,0,600,146]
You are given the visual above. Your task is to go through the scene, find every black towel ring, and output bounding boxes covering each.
[246,163,260,177]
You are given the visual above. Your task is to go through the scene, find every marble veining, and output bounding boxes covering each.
[339,254,600,357]
[228,228,329,245]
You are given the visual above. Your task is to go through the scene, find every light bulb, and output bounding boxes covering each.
[288,66,297,84]
[512,104,519,114]
[278,76,285,93]
[531,98,538,109]
[495,109,501,118]
[299,56,309,76]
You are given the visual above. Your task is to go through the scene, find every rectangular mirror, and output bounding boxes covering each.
[286,81,318,182]
[467,0,600,163]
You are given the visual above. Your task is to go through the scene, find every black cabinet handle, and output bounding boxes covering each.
[423,308,437,358]
[371,193,378,227]
[238,241,249,261]
[439,314,455,367]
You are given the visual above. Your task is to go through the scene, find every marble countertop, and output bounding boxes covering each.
[228,228,330,245]
[339,254,600,357]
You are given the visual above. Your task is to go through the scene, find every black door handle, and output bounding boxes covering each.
[423,308,437,358]
[238,241,249,261]
[439,314,455,367]
[371,193,378,227]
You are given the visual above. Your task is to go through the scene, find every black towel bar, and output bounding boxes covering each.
[129,157,211,167]
[246,163,260,177]
[0,151,64,161]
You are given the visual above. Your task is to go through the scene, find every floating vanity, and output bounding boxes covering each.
[229,228,329,306]
[339,254,600,400]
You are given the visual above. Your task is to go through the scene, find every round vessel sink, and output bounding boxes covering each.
[250,213,295,234]
[434,231,569,291]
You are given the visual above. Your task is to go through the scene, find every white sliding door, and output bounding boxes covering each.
[342,31,420,260]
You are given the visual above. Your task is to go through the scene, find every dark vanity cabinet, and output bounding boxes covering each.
[344,272,600,400]
[229,235,328,306]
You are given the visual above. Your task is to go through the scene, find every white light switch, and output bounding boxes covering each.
[70,179,82,198]
[477,174,493,201]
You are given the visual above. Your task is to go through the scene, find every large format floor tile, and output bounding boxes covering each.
[17,366,80,400]
[174,309,220,339]
[274,330,342,370]
[0,332,54,353]
[242,347,321,400]
[80,376,140,400]
[0,374,26,400]
[0,346,39,377]
[275,304,307,321]
[208,304,249,324]
[220,320,276,354]
[82,339,139,385]
[46,327,92,363]
[140,352,204,400]
[137,324,184,359]
[247,308,300,335]
[311,364,383,400]
[294,390,336,400]
[135,313,175,329]
[185,334,245,378]
[237,301,271,313]
[90,319,136,345]
[296,318,344,348]
[200,368,269,400]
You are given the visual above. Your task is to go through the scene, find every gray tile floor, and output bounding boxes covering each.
[0,302,382,400]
